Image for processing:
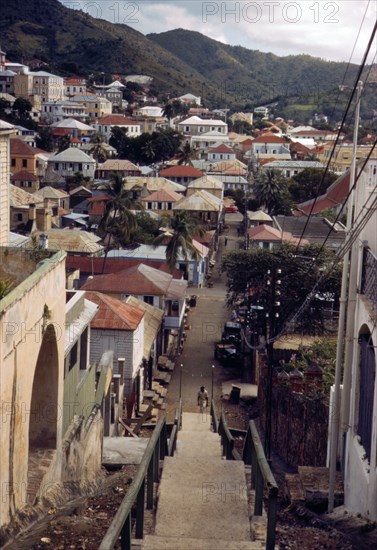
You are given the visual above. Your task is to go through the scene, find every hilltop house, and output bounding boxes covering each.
[45,148,96,184]
[178,116,228,136]
[95,115,141,141]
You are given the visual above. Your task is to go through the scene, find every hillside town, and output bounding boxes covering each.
[0,39,377,550]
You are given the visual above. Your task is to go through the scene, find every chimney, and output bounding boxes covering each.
[43,197,49,208]
[39,233,48,249]
[29,203,36,221]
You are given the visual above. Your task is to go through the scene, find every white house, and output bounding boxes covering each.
[178,116,228,136]
[333,158,377,520]
[45,147,96,184]
[41,100,88,123]
[95,114,141,142]
[208,143,236,162]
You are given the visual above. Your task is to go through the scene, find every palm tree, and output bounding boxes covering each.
[253,169,283,214]
[98,172,142,272]
[90,133,108,165]
[176,142,197,165]
[162,102,174,127]
[153,211,205,275]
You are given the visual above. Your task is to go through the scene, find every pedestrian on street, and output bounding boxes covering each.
[197,385,209,415]
[224,237,228,247]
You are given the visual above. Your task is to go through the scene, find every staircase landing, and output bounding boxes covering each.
[141,412,259,549]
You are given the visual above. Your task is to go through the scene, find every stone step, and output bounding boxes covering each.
[140,535,264,549]
[154,457,250,541]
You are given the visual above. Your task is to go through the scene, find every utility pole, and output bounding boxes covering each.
[328,81,363,512]
[264,266,281,461]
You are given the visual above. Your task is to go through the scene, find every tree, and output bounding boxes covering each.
[89,133,108,164]
[222,243,342,335]
[13,97,32,116]
[36,127,54,152]
[176,142,197,165]
[153,211,205,274]
[57,134,71,153]
[98,173,141,272]
[289,168,338,203]
[253,169,287,214]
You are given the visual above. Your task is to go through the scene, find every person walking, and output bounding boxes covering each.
[197,385,209,416]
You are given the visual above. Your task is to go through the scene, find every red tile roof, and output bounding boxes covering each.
[10,170,38,182]
[66,256,181,278]
[160,166,203,177]
[85,291,144,330]
[97,115,135,125]
[252,133,286,144]
[209,144,234,154]
[297,171,350,215]
[10,138,46,156]
[141,188,182,203]
[51,128,71,136]
[81,264,174,296]
[87,194,111,216]
[247,224,308,245]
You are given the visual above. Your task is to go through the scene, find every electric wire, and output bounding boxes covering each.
[293,19,377,250]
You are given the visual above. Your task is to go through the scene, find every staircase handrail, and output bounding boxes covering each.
[169,398,182,456]
[99,415,169,550]
[243,420,278,550]
[210,399,219,434]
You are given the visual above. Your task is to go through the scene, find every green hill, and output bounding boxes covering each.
[1,0,372,112]
[148,29,363,106]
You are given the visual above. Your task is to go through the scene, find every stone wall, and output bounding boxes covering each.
[258,354,329,468]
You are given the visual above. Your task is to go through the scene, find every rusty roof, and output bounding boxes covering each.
[82,263,173,295]
[84,291,144,330]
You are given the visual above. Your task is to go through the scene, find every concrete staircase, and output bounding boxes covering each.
[141,412,265,550]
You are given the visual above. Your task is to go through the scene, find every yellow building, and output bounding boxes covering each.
[70,94,112,121]
[0,120,14,246]
[14,71,65,105]
[10,138,45,177]
[318,142,377,173]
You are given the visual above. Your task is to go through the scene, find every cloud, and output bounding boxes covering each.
[60,0,376,63]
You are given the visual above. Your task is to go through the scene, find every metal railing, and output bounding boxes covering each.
[361,246,377,315]
[243,421,278,550]
[99,400,182,550]
[211,400,278,550]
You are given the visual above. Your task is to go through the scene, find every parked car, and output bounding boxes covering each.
[214,342,242,366]
[225,205,239,213]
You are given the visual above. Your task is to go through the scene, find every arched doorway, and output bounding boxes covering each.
[357,325,376,463]
[27,324,59,504]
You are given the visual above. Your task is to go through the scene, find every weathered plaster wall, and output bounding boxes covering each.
[0,251,66,526]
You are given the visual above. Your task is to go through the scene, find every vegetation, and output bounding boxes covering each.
[222,243,342,335]
[109,128,182,164]
[97,173,141,272]
[289,168,338,203]
[0,279,14,300]
[1,0,372,113]
[153,211,205,274]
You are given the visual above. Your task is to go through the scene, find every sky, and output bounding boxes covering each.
[60,0,376,64]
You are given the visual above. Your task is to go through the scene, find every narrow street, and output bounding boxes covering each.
[165,213,244,418]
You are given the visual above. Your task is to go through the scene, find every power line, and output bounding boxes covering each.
[294,20,377,250]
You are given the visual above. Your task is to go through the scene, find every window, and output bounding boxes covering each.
[157,202,162,209]
[143,296,154,305]
[78,163,83,171]
[22,159,27,168]
[54,162,59,170]
[68,342,78,371]
[15,213,23,221]
[147,202,152,210]
[167,203,172,210]
[357,333,375,462]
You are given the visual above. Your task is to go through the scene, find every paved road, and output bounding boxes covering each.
[166,214,243,419]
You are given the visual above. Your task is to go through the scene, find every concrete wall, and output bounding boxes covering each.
[343,159,377,520]
[0,128,12,246]
[0,250,66,526]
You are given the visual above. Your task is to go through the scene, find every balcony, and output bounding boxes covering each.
[361,247,377,316]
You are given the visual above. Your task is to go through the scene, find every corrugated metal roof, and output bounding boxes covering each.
[84,291,144,330]
[173,190,222,211]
